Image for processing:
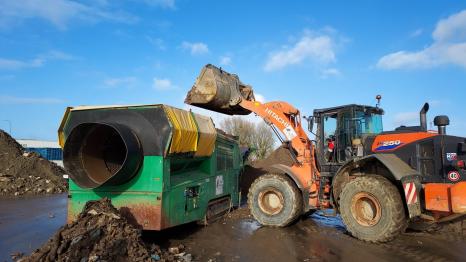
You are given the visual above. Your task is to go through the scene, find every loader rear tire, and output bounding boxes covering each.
[339,175,407,243]
[248,174,302,227]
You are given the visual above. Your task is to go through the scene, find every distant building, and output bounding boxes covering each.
[16,139,63,167]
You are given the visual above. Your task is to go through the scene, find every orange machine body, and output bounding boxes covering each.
[425,182,466,214]
[372,132,438,152]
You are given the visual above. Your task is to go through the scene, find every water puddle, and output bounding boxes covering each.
[237,219,261,234]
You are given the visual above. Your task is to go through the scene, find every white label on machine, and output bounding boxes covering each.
[215,175,224,195]
[283,126,297,141]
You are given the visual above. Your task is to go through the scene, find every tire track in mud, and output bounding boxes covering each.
[207,208,466,262]
[301,214,463,262]
[378,237,450,262]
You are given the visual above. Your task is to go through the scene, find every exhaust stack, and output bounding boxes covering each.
[434,115,450,135]
[420,103,429,131]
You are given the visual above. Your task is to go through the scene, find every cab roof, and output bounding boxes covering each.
[313,104,384,115]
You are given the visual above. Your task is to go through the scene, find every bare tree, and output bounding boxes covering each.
[219,117,275,160]
[251,122,275,160]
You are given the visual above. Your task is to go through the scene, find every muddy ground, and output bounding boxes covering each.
[3,146,466,261]
[0,129,67,196]
[2,194,466,262]
[145,207,466,262]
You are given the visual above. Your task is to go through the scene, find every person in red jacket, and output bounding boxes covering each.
[326,136,335,162]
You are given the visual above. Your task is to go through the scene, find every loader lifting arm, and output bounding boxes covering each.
[185,64,324,209]
[238,99,312,164]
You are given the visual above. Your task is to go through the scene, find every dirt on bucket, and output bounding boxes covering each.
[0,129,67,196]
[23,198,192,262]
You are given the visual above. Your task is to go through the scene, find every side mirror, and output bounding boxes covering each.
[306,116,314,132]
[303,115,315,133]
[310,116,314,133]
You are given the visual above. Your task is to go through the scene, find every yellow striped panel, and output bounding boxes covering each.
[163,106,198,154]
[57,107,72,148]
[192,113,216,157]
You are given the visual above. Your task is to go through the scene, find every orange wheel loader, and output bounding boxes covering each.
[185,64,466,242]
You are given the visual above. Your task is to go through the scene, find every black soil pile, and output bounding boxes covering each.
[223,206,252,221]
[440,218,466,237]
[24,198,193,262]
[0,129,67,196]
[240,146,295,197]
[250,145,295,171]
[409,217,466,240]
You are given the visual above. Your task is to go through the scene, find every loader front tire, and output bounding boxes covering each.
[339,175,407,243]
[248,174,302,227]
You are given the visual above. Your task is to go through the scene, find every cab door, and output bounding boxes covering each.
[335,108,354,163]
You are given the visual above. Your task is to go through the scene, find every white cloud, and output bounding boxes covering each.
[428,99,441,106]
[320,68,341,78]
[432,10,466,42]
[104,76,137,88]
[377,9,466,70]
[0,0,138,30]
[410,28,423,38]
[254,93,266,103]
[264,31,336,72]
[147,37,166,50]
[377,50,436,69]
[393,112,419,127]
[0,50,74,70]
[140,0,176,9]
[40,50,75,60]
[153,77,176,90]
[0,95,64,105]
[181,41,209,55]
[0,58,44,70]
[219,56,232,66]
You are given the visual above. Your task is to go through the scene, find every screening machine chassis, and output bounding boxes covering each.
[59,104,242,230]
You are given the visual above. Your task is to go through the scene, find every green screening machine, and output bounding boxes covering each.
[58,104,242,230]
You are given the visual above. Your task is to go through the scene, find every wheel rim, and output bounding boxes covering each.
[258,187,284,215]
[350,192,382,226]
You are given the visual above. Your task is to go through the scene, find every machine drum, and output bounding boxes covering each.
[63,122,143,189]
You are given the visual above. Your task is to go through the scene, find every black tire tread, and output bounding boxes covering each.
[339,175,407,243]
[247,174,302,227]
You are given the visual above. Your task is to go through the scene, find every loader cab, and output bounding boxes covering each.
[313,104,384,175]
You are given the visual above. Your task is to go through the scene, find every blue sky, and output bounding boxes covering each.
[1,0,466,140]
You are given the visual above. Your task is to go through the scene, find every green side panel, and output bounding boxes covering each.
[68,191,162,227]
[69,156,165,193]
[164,136,241,226]
[68,156,165,222]
[164,169,240,226]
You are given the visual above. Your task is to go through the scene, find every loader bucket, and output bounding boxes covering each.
[185,64,255,115]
